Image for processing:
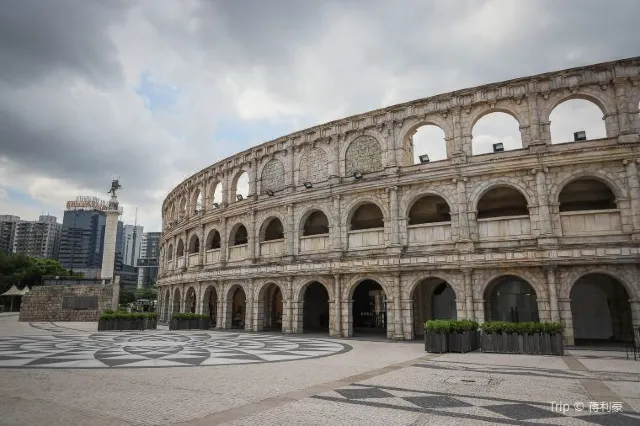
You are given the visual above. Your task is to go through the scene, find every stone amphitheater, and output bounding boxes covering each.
[157,57,640,346]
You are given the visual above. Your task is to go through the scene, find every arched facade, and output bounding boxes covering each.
[158,57,640,343]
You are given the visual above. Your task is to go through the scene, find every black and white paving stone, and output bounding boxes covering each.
[0,331,351,368]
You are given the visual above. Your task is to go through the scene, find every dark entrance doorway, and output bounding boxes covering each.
[302,282,330,333]
[352,279,386,335]
[231,286,246,329]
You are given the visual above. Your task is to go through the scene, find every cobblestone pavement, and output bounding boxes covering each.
[0,314,639,425]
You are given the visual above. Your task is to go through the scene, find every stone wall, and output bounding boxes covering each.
[19,284,114,322]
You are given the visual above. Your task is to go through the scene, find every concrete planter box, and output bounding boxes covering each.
[424,331,448,353]
[98,318,157,331]
[169,318,210,330]
[448,331,479,353]
[480,332,564,356]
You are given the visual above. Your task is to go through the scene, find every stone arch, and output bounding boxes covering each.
[550,170,627,206]
[409,275,459,338]
[405,273,462,301]
[188,234,200,254]
[406,193,453,225]
[172,287,181,314]
[202,284,219,327]
[558,178,617,212]
[469,178,536,214]
[230,168,250,202]
[482,274,541,323]
[260,158,286,194]
[479,271,545,302]
[298,146,329,184]
[255,280,285,331]
[205,229,221,250]
[343,275,391,301]
[541,89,613,126]
[176,239,185,257]
[470,108,524,155]
[344,198,389,230]
[259,215,286,241]
[297,279,331,333]
[299,208,331,236]
[207,179,222,207]
[228,222,249,246]
[397,115,452,163]
[345,276,390,337]
[294,278,334,304]
[178,195,187,215]
[190,187,203,214]
[185,286,197,313]
[549,99,607,143]
[225,283,248,329]
[343,133,384,176]
[560,268,638,301]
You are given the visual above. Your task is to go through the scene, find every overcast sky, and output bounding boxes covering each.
[0,0,638,232]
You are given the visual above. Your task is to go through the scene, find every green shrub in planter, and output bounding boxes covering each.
[479,321,564,355]
[98,311,158,331]
[170,313,210,330]
[423,319,480,353]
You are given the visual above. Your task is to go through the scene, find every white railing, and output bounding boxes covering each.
[228,244,248,261]
[260,239,285,257]
[205,249,220,264]
[188,253,199,267]
[348,228,385,249]
[176,256,185,269]
[407,222,451,244]
[560,209,621,235]
[477,215,531,239]
[299,235,329,252]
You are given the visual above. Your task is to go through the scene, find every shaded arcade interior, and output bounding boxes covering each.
[351,280,387,335]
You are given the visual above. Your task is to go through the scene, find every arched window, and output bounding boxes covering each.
[303,211,329,236]
[472,112,522,155]
[188,235,200,254]
[176,240,185,257]
[550,99,606,144]
[192,189,203,214]
[262,218,284,241]
[477,187,528,219]
[408,195,451,225]
[232,171,249,202]
[350,203,384,230]
[206,230,221,250]
[232,225,248,246]
[167,244,174,260]
[410,125,447,164]
[211,183,223,207]
[558,179,616,212]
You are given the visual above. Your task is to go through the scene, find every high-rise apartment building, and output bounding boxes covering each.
[122,224,143,267]
[14,215,61,259]
[137,231,161,289]
[0,215,20,254]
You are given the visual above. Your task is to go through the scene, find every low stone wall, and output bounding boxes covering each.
[19,284,114,322]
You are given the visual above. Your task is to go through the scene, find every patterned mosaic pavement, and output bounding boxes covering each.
[0,331,350,368]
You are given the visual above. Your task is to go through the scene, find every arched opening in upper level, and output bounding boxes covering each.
[350,203,384,230]
[176,239,184,257]
[188,235,200,254]
[211,183,223,207]
[410,125,447,164]
[550,99,606,144]
[191,189,203,214]
[231,225,248,246]
[167,244,173,260]
[231,171,249,202]
[472,112,522,155]
[261,218,284,242]
[558,178,617,212]
[206,229,221,250]
[477,186,528,219]
[408,195,451,225]
[302,210,329,236]
[179,197,187,216]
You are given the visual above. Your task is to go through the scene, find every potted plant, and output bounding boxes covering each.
[424,319,451,353]
[170,313,210,330]
[448,319,479,353]
[480,321,564,355]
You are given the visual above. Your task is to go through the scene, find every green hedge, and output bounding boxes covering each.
[479,321,564,334]
[424,319,479,333]
[100,311,158,320]
[171,312,209,320]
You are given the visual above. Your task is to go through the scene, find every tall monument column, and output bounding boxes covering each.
[101,179,123,284]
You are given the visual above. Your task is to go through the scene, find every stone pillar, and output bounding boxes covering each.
[333,195,342,252]
[221,171,230,207]
[545,266,560,322]
[463,269,474,320]
[100,203,120,281]
[249,160,258,200]
[333,274,342,337]
[388,186,400,246]
[454,177,470,241]
[329,135,341,183]
[218,218,227,265]
[249,209,256,262]
[624,159,640,237]
[111,276,121,311]
[287,204,295,257]
[388,124,398,169]
[245,281,254,331]
[198,224,205,266]
[559,298,573,345]
[534,168,554,238]
[393,273,403,339]
[284,277,293,334]
[288,143,295,191]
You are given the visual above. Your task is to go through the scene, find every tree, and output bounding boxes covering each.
[135,288,157,301]
[119,290,136,306]
[0,252,79,294]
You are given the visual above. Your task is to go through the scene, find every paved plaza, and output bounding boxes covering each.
[0,313,639,425]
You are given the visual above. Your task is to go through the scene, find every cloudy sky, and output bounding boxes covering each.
[1,0,638,232]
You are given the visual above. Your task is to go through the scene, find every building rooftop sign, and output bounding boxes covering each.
[65,196,122,214]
